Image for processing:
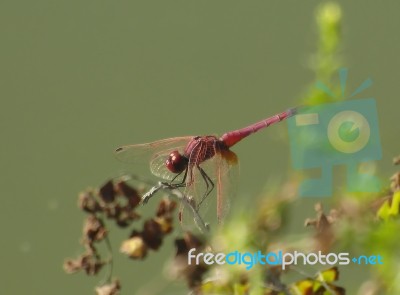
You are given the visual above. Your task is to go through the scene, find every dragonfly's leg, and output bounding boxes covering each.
[196,165,214,210]
[170,170,184,184]
[166,167,188,188]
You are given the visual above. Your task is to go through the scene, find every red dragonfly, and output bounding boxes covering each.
[115,108,297,224]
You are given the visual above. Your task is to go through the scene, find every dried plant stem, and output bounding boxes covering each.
[99,230,114,286]
[142,182,209,233]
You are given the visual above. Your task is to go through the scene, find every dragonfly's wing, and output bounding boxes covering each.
[115,136,193,163]
[214,149,239,223]
[177,139,218,228]
[114,136,193,180]
[179,144,239,228]
[148,147,187,180]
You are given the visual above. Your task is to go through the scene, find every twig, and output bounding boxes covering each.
[142,182,209,233]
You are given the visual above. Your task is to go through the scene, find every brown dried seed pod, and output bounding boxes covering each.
[63,254,104,276]
[63,256,84,274]
[83,215,107,243]
[154,216,174,234]
[142,219,163,250]
[156,198,177,217]
[172,232,208,289]
[175,232,204,256]
[120,236,148,259]
[95,280,121,295]
[78,191,101,213]
[81,254,104,275]
[99,180,116,203]
[115,181,141,208]
[116,207,141,228]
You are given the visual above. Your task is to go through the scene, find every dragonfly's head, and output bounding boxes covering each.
[165,150,188,174]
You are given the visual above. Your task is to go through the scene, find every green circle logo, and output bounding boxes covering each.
[327,111,370,153]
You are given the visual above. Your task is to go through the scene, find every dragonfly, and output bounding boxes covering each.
[115,107,297,225]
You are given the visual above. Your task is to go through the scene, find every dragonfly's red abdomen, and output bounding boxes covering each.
[220,108,297,148]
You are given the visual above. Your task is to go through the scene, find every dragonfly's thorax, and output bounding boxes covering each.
[183,136,227,164]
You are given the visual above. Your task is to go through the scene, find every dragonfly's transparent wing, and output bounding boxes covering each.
[214,149,239,223]
[178,142,239,228]
[148,147,187,181]
[114,136,193,180]
[176,139,216,228]
[177,165,207,230]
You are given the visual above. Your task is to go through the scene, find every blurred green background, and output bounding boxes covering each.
[1,0,399,294]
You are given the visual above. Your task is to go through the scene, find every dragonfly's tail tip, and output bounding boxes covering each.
[288,107,298,116]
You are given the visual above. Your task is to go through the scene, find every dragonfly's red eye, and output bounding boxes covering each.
[165,151,188,173]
